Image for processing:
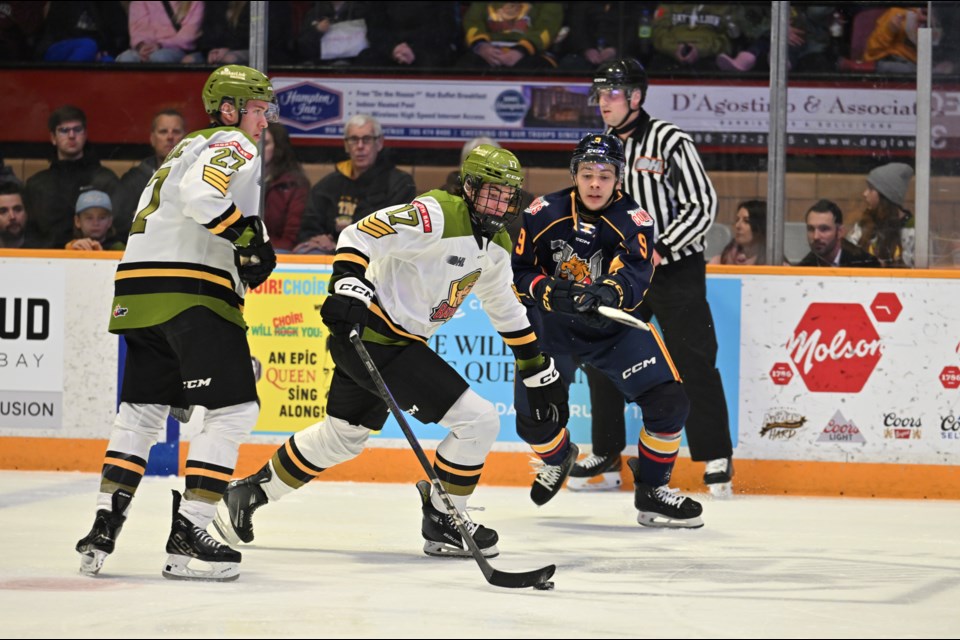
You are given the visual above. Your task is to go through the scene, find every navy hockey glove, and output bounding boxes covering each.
[573,282,621,329]
[531,276,587,315]
[520,356,569,424]
[319,275,375,338]
[236,239,277,290]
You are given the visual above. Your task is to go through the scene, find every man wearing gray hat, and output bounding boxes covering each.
[847,162,915,267]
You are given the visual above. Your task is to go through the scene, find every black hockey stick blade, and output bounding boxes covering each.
[349,328,557,589]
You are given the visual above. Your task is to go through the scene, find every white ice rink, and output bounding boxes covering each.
[1,470,958,639]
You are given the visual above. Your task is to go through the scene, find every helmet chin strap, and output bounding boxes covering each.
[610,89,642,136]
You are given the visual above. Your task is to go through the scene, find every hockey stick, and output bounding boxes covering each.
[348,328,556,589]
[597,306,651,331]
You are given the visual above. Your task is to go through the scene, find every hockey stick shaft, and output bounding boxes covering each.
[597,306,651,331]
[348,328,555,589]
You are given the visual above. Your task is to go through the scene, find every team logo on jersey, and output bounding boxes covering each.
[112,304,128,318]
[550,241,604,284]
[430,269,481,321]
[209,140,253,160]
[526,197,548,216]
[629,208,654,227]
[634,156,664,174]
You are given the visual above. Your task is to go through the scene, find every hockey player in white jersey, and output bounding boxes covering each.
[214,144,568,559]
[75,65,279,581]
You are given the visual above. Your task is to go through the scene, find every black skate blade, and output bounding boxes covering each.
[484,563,556,589]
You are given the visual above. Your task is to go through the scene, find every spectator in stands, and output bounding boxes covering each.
[0,183,33,249]
[864,6,925,74]
[296,1,371,66]
[294,114,416,254]
[457,2,564,70]
[0,1,47,61]
[264,122,309,252]
[848,163,915,268]
[24,105,119,249]
[361,2,459,68]
[797,199,880,268]
[556,2,652,71]
[182,1,295,65]
[716,6,839,73]
[0,152,21,187]
[708,200,766,265]
[113,109,186,240]
[650,4,742,72]
[115,1,203,63]
[65,188,125,251]
[37,1,128,62]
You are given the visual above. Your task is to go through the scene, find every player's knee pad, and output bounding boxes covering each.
[202,401,260,444]
[294,415,370,469]
[635,381,689,435]
[114,402,169,439]
[438,389,500,458]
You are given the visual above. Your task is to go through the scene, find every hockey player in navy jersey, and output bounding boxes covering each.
[214,144,569,559]
[512,133,704,527]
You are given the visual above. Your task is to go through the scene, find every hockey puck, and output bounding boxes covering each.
[533,581,555,590]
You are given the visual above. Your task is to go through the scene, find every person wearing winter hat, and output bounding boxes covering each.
[847,162,915,267]
[65,188,125,251]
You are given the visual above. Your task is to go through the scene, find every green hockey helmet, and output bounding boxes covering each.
[460,144,524,237]
[202,65,279,123]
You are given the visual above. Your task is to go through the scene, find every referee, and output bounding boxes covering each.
[588,58,734,497]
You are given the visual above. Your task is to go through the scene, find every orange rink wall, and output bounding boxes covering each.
[1,437,959,500]
[1,253,958,501]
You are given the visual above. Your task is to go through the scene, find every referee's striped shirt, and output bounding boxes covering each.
[614,110,717,265]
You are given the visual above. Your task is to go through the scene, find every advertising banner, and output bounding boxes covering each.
[0,262,65,429]
[739,276,960,464]
[273,76,960,155]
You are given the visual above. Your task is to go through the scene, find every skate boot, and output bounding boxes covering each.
[416,480,499,558]
[76,489,132,576]
[213,464,270,545]
[704,457,734,499]
[163,490,241,582]
[530,442,579,506]
[627,458,704,529]
[567,451,622,491]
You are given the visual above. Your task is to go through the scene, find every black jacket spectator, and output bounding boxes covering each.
[796,239,881,268]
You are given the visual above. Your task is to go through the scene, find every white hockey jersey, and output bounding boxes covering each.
[109,126,263,333]
[334,189,539,359]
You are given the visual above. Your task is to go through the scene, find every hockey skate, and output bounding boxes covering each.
[627,458,704,529]
[213,464,270,545]
[163,490,241,582]
[530,442,579,506]
[76,489,132,576]
[416,480,499,558]
[704,457,734,499]
[567,451,622,491]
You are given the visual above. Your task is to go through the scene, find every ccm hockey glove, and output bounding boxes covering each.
[519,355,569,424]
[572,282,621,328]
[531,276,587,314]
[236,239,277,289]
[319,275,375,338]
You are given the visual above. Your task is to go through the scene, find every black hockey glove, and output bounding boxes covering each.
[531,276,587,315]
[319,275,375,338]
[572,283,620,329]
[519,356,569,424]
[236,239,277,290]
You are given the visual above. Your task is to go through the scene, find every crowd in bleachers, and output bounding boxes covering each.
[1,2,950,76]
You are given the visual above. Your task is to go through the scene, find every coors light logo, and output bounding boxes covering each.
[783,298,899,393]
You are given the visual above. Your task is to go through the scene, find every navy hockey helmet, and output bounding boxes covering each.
[570,133,626,181]
[589,58,648,106]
